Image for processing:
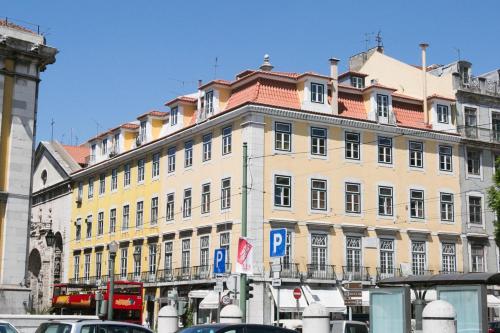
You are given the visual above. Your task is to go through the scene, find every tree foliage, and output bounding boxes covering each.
[487,158,500,247]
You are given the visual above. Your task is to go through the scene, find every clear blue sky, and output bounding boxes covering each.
[4,0,500,144]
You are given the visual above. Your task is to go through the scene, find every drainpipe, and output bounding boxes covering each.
[420,43,429,124]
[329,58,340,115]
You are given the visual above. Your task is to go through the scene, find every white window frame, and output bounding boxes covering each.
[274,175,292,208]
[170,107,178,126]
[203,133,212,162]
[311,127,327,156]
[409,141,424,168]
[378,136,393,164]
[409,189,425,220]
[345,131,360,160]
[274,122,292,152]
[378,186,394,217]
[222,126,232,155]
[437,104,449,124]
[151,197,158,225]
[136,200,144,228]
[345,182,361,214]
[167,147,176,173]
[166,193,175,221]
[310,178,327,211]
[310,82,325,104]
[183,188,192,218]
[152,152,160,178]
[184,140,193,168]
[201,183,210,214]
[440,192,454,223]
[124,163,131,187]
[221,178,231,210]
[438,145,453,172]
[137,159,145,183]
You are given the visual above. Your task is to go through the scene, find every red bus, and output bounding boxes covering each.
[52,280,143,324]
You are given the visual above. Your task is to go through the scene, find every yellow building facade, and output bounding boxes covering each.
[68,58,463,325]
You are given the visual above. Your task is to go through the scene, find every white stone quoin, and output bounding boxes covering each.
[422,300,456,333]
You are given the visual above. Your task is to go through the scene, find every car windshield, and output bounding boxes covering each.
[35,323,72,333]
[178,327,222,333]
[0,323,18,333]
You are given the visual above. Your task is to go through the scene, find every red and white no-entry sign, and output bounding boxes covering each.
[293,287,302,300]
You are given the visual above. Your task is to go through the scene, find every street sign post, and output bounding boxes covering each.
[293,287,302,300]
[213,248,226,274]
[270,228,287,257]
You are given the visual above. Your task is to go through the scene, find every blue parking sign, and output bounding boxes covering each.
[213,248,226,274]
[270,228,287,257]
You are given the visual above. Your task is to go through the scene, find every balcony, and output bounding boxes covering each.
[270,263,301,279]
[411,269,434,276]
[127,272,142,282]
[457,125,500,143]
[306,264,337,280]
[140,271,158,283]
[439,270,463,275]
[192,265,212,280]
[376,267,401,281]
[456,74,500,97]
[157,268,174,282]
[342,266,371,281]
[174,267,192,281]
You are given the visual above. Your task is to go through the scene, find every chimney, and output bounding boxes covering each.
[419,43,429,124]
[329,57,340,115]
[260,54,274,72]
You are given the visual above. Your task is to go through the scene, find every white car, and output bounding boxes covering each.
[0,321,20,333]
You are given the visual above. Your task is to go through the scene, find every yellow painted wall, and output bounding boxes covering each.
[69,120,243,279]
[124,130,137,151]
[151,119,163,140]
[262,116,462,275]
[218,88,231,111]
[359,51,454,99]
[297,81,305,104]
[182,105,196,127]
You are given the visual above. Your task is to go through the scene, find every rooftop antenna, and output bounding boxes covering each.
[75,135,79,145]
[453,47,461,61]
[50,118,55,142]
[375,30,383,49]
[363,32,373,52]
[92,119,100,137]
[214,57,219,79]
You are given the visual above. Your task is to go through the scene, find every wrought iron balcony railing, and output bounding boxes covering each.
[342,266,371,281]
[411,269,434,276]
[306,264,336,280]
[376,267,401,281]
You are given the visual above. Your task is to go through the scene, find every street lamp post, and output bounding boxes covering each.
[107,240,119,320]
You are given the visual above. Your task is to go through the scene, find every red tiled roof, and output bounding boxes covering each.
[225,79,300,111]
[199,79,232,90]
[165,96,197,106]
[363,83,398,92]
[338,92,367,120]
[392,101,430,129]
[121,123,139,130]
[338,71,369,79]
[62,145,89,165]
[138,110,168,119]
[0,19,37,34]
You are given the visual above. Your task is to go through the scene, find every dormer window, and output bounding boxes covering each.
[140,120,147,142]
[376,94,389,119]
[460,66,470,85]
[311,83,324,104]
[102,138,108,155]
[205,91,214,115]
[171,107,178,126]
[351,76,365,89]
[90,144,96,162]
[437,104,449,124]
[113,133,120,153]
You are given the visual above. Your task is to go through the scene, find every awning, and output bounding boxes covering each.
[303,285,346,313]
[198,290,229,309]
[488,295,500,308]
[269,285,308,312]
[188,289,210,299]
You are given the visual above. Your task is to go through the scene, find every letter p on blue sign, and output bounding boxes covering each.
[270,228,287,257]
[213,248,226,274]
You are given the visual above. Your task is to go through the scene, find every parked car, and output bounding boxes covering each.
[489,321,500,333]
[330,321,368,333]
[0,321,20,333]
[35,320,153,333]
[178,324,297,333]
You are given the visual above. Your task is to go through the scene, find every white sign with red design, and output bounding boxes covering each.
[235,237,254,274]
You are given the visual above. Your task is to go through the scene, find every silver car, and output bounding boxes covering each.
[35,320,153,333]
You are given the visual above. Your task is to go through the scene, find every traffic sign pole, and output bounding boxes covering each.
[240,143,248,322]
[277,257,281,327]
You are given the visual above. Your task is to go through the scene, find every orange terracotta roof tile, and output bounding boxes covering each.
[363,83,398,92]
[62,145,89,165]
[138,110,168,119]
[393,101,430,129]
[338,92,367,120]
[199,79,232,89]
[338,71,369,79]
[225,79,300,111]
[121,123,140,130]
[165,96,197,106]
